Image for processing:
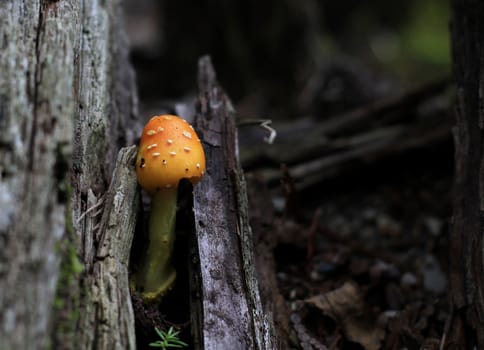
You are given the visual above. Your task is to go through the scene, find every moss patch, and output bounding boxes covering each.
[50,186,83,347]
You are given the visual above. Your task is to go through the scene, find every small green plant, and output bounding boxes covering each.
[149,327,188,349]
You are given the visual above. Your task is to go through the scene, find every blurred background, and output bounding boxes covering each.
[125,0,449,119]
[125,1,454,348]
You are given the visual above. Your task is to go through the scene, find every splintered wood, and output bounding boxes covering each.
[191,56,279,350]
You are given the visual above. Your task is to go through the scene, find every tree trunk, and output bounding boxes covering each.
[450,0,484,348]
[0,1,138,349]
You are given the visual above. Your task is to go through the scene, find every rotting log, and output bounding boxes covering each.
[190,56,280,349]
[240,78,452,190]
[0,1,138,349]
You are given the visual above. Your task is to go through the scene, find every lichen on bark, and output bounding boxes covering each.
[0,1,138,349]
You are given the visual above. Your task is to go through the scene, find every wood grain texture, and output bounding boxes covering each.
[0,1,138,349]
[0,2,78,348]
[192,56,278,350]
[76,146,139,350]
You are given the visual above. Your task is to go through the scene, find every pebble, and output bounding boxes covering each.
[362,207,378,221]
[277,272,288,281]
[317,261,337,275]
[401,272,418,289]
[423,216,443,236]
[421,254,447,295]
[376,214,401,236]
[370,260,401,281]
[309,269,321,282]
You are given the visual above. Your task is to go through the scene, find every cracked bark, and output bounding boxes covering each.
[190,56,280,350]
[0,2,281,349]
[0,1,138,349]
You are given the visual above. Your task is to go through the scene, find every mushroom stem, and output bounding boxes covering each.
[137,188,178,301]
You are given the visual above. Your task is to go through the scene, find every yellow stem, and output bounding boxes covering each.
[136,188,178,302]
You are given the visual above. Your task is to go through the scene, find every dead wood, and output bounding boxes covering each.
[190,56,280,349]
[76,146,139,349]
[240,78,452,190]
[0,1,138,349]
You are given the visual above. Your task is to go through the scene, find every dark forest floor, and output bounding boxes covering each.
[255,143,453,349]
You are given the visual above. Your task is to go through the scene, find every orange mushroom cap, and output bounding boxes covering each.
[136,115,206,193]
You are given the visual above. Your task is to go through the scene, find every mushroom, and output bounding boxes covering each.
[134,114,205,302]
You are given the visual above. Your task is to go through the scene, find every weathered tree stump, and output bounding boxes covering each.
[0,1,281,349]
[0,1,138,349]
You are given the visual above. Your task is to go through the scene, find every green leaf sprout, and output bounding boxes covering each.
[149,327,188,349]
